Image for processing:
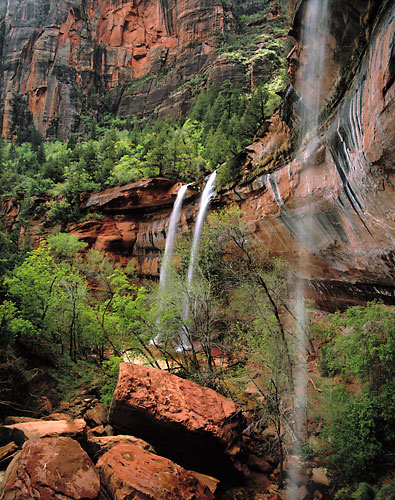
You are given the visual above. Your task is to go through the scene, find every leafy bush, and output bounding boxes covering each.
[351,483,375,500]
[320,302,395,485]
[100,355,123,406]
[376,479,395,500]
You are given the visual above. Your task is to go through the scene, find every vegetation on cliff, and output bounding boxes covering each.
[0,80,282,228]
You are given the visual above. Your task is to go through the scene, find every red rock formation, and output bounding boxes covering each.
[109,362,244,480]
[0,0,272,139]
[73,177,198,274]
[0,1,393,310]
[232,0,395,308]
[97,442,215,499]
[0,437,100,500]
[84,402,109,427]
[86,434,156,462]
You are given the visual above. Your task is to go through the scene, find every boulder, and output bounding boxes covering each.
[0,437,100,499]
[86,425,107,440]
[86,434,156,462]
[311,467,329,487]
[3,418,86,440]
[109,363,244,480]
[3,417,38,425]
[247,453,273,473]
[97,442,215,500]
[84,402,109,427]
[189,471,220,495]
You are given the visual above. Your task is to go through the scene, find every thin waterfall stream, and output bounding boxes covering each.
[159,185,189,296]
[153,184,188,344]
[179,171,217,349]
[155,172,217,350]
[290,0,329,497]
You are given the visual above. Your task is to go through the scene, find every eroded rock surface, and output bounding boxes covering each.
[97,442,215,500]
[109,362,244,480]
[233,0,395,309]
[86,434,156,462]
[4,418,86,440]
[0,0,272,139]
[0,437,100,500]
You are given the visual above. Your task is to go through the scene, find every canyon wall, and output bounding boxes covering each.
[227,0,394,308]
[1,0,394,310]
[0,0,281,140]
[81,0,394,309]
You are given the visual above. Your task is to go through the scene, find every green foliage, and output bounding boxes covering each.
[216,0,291,116]
[376,479,395,500]
[319,302,395,486]
[335,488,353,500]
[0,229,21,276]
[100,355,123,406]
[0,73,285,213]
[47,233,87,261]
[324,302,395,387]
[351,483,375,500]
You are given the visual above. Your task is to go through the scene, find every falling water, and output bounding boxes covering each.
[159,184,189,295]
[290,0,329,497]
[299,0,329,136]
[153,184,188,344]
[179,171,217,349]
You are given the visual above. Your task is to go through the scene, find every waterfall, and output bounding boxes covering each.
[159,185,189,295]
[179,171,217,349]
[153,184,188,344]
[290,0,329,496]
[299,0,329,135]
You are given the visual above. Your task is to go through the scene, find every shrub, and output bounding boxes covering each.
[100,355,123,407]
[321,302,395,485]
[351,483,375,500]
[376,479,395,500]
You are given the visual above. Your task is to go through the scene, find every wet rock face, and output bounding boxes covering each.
[0,0,252,139]
[0,437,100,500]
[109,363,244,480]
[289,0,385,125]
[235,0,395,309]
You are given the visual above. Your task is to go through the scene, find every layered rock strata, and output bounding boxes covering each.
[234,0,395,308]
[0,0,279,139]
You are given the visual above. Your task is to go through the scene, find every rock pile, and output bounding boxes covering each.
[0,363,243,499]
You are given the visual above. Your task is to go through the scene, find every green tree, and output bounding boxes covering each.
[3,243,90,360]
[320,302,395,485]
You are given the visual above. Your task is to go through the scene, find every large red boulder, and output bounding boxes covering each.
[96,442,215,500]
[0,437,100,499]
[109,363,244,480]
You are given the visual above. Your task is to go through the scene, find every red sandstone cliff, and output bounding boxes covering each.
[0,0,281,140]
